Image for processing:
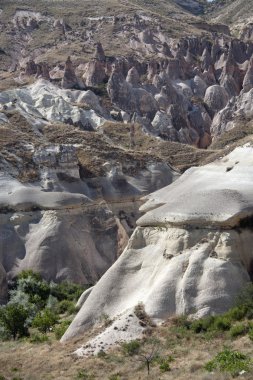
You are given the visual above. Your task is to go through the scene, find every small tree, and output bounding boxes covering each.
[32,309,58,334]
[0,303,29,340]
[123,338,160,375]
[17,275,50,309]
[136,339,160,375]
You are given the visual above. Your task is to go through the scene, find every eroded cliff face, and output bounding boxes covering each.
[1,31,253,149]
[0,138,177,297]
[62,145,253,355]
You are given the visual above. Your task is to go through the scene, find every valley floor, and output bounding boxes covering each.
[1,321,253,380]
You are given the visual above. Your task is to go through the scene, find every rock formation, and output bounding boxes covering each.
[94,42,106,62]
[243,58,253,93]
[83,60,106,87]
[36,62,51,80]
[107,64,158,118]
[126,67,140,88]
[25,59,37,75]
[62,56,80,89]
[62,146,253,355]
[0,79,105,129]
[0,135,176,284]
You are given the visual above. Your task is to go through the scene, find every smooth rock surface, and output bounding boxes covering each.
[62,146,253,354]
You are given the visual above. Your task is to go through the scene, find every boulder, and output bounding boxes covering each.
[204,85,229,116]
[151,110,173,135]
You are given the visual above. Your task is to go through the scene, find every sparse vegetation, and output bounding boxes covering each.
[54,320,71,340]
[205,348,252,377]
[122,340,141,356]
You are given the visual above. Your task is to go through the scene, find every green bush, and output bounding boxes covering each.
[157,356,173,372]
[225,306,247,322]
[16,274,50,309]
[32,309,58,334]
[171,315,191,329]
[17,270,42,282]
[75,370,95,380]
[190,316,215,333]
[50,282,86,302]
[212,316,231,332]
[122,340,141,356]
[29,333,49,343]
[55,300,77,315]
[0,304,29,340]
[54,320,71,340]
[205,348,251,377]
[191,315,231,334]
[229,323,247,338]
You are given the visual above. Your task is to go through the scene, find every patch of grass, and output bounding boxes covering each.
[156,356,173,373]
[75,369,95,380]
[229,323,247,339]
[190,316,215,333]
[108,373,121,380]
[122,340,141,356]
[29,333,49,343]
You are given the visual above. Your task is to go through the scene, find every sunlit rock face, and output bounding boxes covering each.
[62,146,253,355]
[0,140,176,286]
[0,80,106,130]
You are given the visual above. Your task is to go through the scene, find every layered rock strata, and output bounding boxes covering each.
[0,144,176,290]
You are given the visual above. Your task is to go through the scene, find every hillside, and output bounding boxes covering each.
[0,0,229,71]
[208,0,253,38]
[1,0,253,379]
